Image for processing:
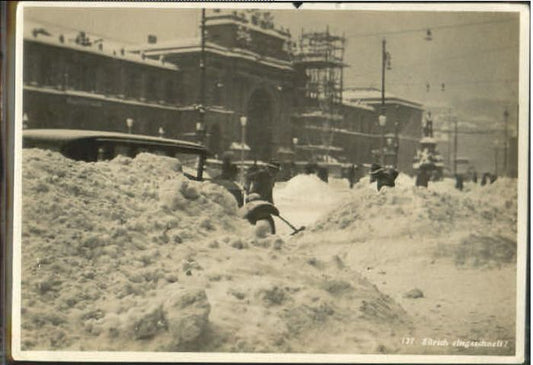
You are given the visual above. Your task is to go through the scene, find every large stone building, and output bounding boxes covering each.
[129,10,296,161]
[23,10,426,174]
[23,21,186,137]
[342,88,425,172]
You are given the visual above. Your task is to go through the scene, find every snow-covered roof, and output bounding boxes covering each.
[295,144,343,152]
[23,128,206,150]
[295,110,344,121]
[342,99,375,112]
[24,20,178,71]
[205,15,290,41]
[128,37,201,53]
[129,38,293,71]
[24,85,190,112]
[177,104,235,115]
[343,88,424,110]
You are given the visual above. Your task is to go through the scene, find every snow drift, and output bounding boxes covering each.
[21,149,413,353]
[310,174,517,268]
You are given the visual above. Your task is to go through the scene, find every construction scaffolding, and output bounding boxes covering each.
[293,28,346,162]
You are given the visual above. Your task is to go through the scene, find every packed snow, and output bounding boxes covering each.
[20,149,518,355]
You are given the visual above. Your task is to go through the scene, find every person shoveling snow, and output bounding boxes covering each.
[369,163,399,191]
[240,193,305,236]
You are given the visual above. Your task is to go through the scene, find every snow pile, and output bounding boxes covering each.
[275,174,340,203]
[21,149,247,351]
[311,175,517,267]
[288,175,517,356]
[20,149,412,353]
[272,174,351,235]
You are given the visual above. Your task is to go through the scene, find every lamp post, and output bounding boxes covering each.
[23,113,29,129]
[503,109,509,177]
[379,37,391,166]
[292,136,299,161]
[126,118,134,134]
[394,120,399,168]
[240,115,247,183]
[292,137,299,150]
[493,138,500,176]
[453,116,458,175]
[378,114,387,166]
[195,119,206,144]
[381,38,387,108]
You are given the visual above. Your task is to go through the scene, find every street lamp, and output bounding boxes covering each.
[378,114,387,165]
[195,121,206,144]
[493,138,500,176]
[503,109,509,177]
[23,113,29,129]
[380,37,391,166]
[126,118,134,134]
[240,115,247,184]
[292,137,299,161]
[195,105,206,144]
[394,120,399,168]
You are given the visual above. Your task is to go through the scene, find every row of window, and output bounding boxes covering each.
[24,43,183,104]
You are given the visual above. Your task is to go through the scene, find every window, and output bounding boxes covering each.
[40,52,54,86]
[81,62,96,92]
[212,82,223,106]
[25,48,40,85]
[103,63,115,95]
[126,68,140,99]
[146,73,157,102]
[68,53,82,90]
[165,79,175,103]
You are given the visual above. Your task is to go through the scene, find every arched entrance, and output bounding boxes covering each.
[246,88,273,161]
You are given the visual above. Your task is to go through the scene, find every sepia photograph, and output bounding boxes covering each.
[9,2,528,363]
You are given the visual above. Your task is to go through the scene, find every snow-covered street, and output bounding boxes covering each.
[19,150,518,355]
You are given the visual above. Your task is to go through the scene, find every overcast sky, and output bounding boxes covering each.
[24,4,521,105]
[23,3,526,171]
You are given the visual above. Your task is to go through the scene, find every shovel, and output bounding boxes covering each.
[275,214,306,236]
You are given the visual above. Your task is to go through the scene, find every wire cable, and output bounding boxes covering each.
[345,18,516,39]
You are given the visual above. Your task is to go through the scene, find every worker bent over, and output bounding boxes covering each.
[370,163,399,191]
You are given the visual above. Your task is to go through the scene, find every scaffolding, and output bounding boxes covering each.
[293,28,346,162]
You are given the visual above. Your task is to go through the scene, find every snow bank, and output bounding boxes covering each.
[21,149,412,353]
[311,174,517,267]
[21,149,248,351]
[275,174,339,203]
[284,173,518,356]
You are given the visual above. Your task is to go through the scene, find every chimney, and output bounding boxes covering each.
[148,34,157,44]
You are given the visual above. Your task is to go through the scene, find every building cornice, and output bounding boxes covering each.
[205,16,290,41]
[139,41,293,71]
[24,85,186,111]
[24,37,178,71]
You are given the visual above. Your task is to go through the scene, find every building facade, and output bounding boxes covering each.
[23,23,187,138]
[343,88,425,173]
[23,11,425,175]
[130,10,296,161]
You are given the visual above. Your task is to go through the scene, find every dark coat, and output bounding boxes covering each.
[416,169,430,187]
[247,168,275,204]
[376,168,399,191]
